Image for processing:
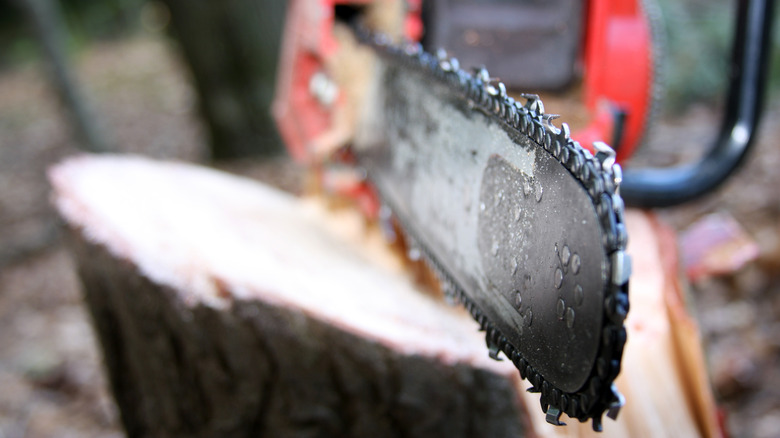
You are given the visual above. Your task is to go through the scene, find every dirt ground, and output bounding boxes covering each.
[0,34,778,437]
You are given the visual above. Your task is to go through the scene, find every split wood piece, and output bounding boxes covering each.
[50,155,530,438]
[50,155,721,438]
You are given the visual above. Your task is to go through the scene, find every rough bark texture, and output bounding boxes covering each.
[159,0,286,159]
[52,155,529,438]
[72,238,526,438]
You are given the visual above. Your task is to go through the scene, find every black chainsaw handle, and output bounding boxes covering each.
[621,0,775,208]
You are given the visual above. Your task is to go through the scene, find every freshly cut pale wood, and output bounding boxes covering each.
[50,154,530,438]
[50,154,720,438]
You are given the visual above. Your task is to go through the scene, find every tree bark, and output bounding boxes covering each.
[159,0,287,160]
[50,155,530,438]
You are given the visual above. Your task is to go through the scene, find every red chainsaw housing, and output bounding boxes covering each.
[273,0,422,163]
[272,0,653,212]
[578,0,655,161]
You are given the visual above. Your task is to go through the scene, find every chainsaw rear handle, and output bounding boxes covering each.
[621,0,775,208]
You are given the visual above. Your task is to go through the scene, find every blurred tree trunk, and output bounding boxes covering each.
[13,0,111,153]
[160,0,287,160]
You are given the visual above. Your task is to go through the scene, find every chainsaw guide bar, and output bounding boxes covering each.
[350,27,630,431]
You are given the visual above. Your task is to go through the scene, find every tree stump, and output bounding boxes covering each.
[50,155,530,438]
[50,155,721,438]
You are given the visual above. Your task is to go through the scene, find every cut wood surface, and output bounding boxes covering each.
[50,154,720,437]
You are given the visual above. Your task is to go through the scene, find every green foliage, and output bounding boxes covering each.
[60,0,146,42]
[656,0,733,114]
[656,0,780,113]
[0,1,37,68]
[4,35,39,64]
[0,0,146,69]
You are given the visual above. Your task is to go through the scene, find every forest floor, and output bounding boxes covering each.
[0,34,778,437]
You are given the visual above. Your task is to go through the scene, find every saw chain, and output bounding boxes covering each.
[351,26,630,432]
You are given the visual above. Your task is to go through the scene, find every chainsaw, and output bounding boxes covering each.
[272,0,774,431]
